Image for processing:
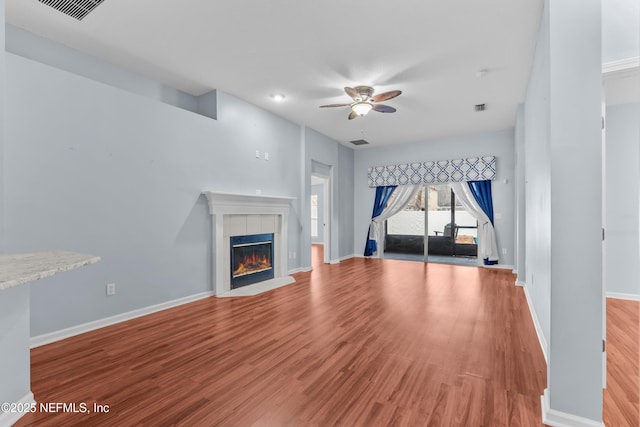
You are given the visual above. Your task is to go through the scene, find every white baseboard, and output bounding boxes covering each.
[216,276,295,298]
[290,254,357,270]
[288,266,312,274]
[606,291,640,301]
[541,389,604,427]
[331,253,357,264]
[0,391,35,427]
[515,279,525,287]
[522,283,548,363]
[483,263,515,270]
[30,291,214,348]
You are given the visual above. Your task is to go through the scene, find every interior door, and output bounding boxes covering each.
[601,85,607,388]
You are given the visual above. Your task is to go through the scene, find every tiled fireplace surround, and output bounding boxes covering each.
[203,192,296,296]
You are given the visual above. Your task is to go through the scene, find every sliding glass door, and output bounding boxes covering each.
[385,188,425,256]
[385,184,478,262]
[427,184,477,256]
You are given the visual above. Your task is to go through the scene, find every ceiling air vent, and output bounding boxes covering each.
[38,0,106,21]
[350,139,370,146]
[474,103,487,112]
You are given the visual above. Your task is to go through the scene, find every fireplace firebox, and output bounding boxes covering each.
[230,233,275,289]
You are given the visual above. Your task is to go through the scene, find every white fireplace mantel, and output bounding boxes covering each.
[203,191,295,216]
[202,191,296,296]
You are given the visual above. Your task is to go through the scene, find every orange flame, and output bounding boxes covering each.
[233,252,272,277]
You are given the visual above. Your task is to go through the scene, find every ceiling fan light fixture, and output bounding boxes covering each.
[352,102,373,116]
[319,86,401,120]
[270,93,286,102]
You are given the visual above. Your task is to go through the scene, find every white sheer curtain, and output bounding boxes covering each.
[450,182,499,263]
[369,185,421,256]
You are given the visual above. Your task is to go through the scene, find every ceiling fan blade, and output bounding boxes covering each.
[372,90,402,102]
[373,104,397,113]
[319,104,351,108]
[348,110,358,120]
[344,87,359,100]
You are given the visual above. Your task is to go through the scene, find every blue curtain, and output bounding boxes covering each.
[364,185,397,256]
[468,180,496,264]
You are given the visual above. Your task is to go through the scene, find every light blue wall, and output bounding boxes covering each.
[605,102,640,297]
[5,52,306,335]
[301,127,348,267]
[5,24,216,119]
[311,184,324,244]
[548,0,602,418]
[523,0,603,422]
[0,4,5,252]
[523,2,551,357]
[602,0,640,63]
[0,1,31,418]
[4,25,355,336]
[353,130,516,264]
[0,286,31,413]
[514,105,526,284]
[338,144,355,257]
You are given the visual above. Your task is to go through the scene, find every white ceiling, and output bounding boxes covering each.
[6,0,545,147]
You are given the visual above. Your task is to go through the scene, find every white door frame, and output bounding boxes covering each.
[311,161,332,264]
[321,176,330,263]
[601,85,607,388]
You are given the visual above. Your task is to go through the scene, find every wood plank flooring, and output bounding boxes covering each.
[604,298,639,427]
[12,251,557,426]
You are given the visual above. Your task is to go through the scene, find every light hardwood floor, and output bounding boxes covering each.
[13,248,637,426]
[604,297,639,426]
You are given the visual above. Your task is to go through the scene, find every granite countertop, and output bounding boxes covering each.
[0,251,100,291]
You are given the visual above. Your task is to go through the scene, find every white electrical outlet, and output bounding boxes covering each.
[501,248,507,255]
[292,251,296,259]
[106,283,116,296]
[256,189,262,195]
[264,152,269,161]
[255,150,260,158]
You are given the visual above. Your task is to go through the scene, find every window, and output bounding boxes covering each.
[310,195,318,238]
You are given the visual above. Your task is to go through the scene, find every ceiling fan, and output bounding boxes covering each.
[320,86,402,120]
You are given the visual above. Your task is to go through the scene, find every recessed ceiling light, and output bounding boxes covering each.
[270,94,286,102]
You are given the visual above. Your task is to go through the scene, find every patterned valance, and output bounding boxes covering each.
[367,156,496,187]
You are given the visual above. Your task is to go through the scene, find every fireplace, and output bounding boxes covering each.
[203,191,295,296]
[230,233,275,289]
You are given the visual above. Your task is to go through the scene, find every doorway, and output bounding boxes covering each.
[384,184,478,266]
[311,173,330,266]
